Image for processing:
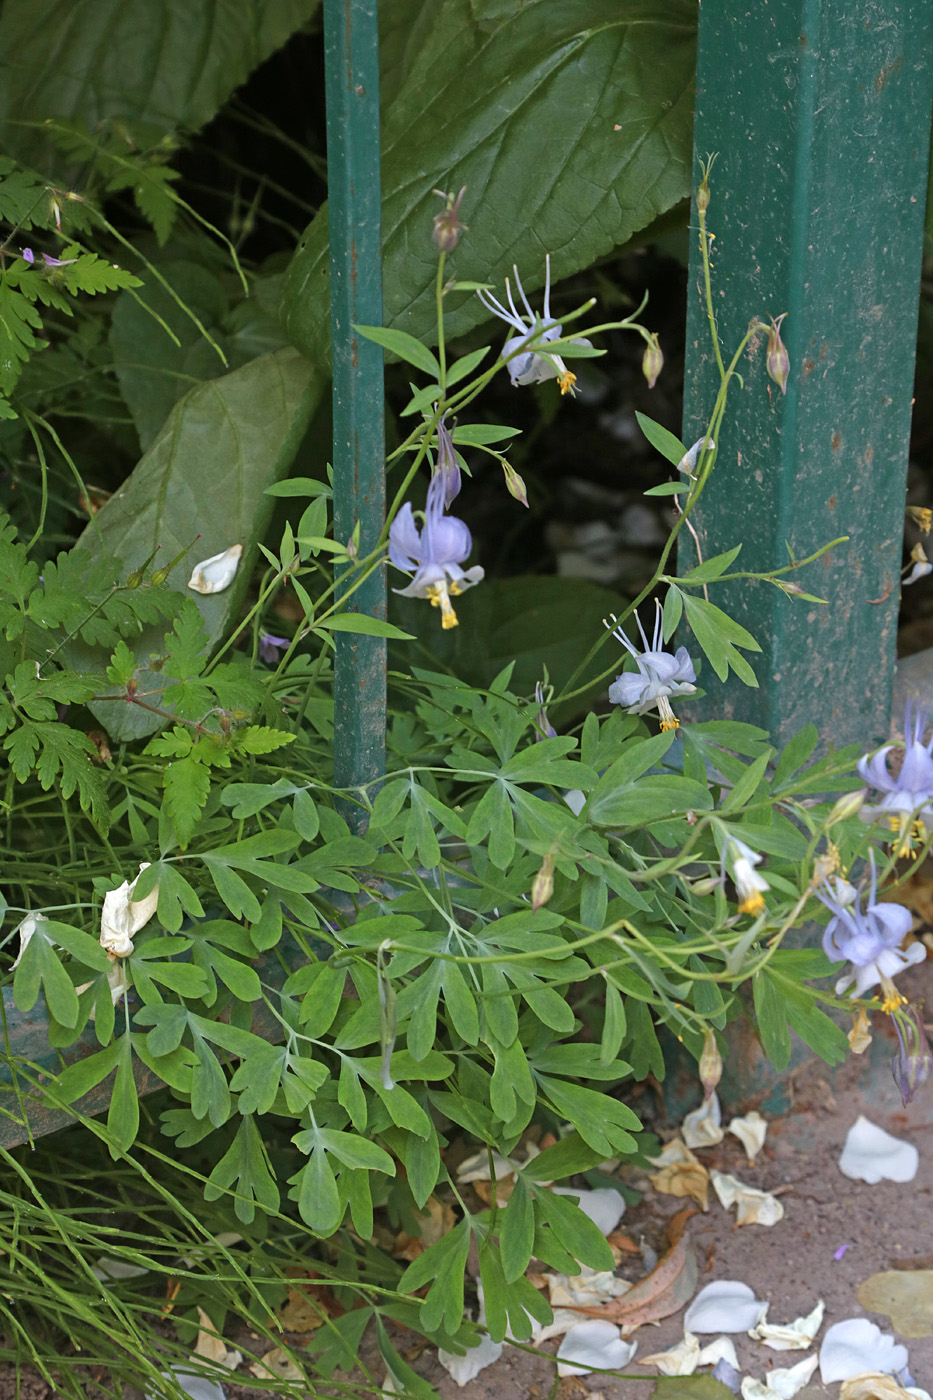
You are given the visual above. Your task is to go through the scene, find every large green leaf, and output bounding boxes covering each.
[0,0,321,162]
[284,0,697,366]
[75,347,323,740]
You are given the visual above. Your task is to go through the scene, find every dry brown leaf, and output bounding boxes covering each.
[277,1286,326,1333]
[649,1139,709,1210]
[856,1269,933,1338]
[393,1195,458,1259]
[192,1306,242,1369]
[569,1207,698,1332]
[840,1374,915,1400]
[607,1230,642,1255]
[473,1173,515,1206]
[250,1347,306,1382]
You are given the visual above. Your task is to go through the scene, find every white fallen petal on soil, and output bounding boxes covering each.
[820,1319,910,1383]
[699,1337,741,1370]
[551,1185,626,1235]
[150,1369,227,1400]
[838,1117,919,1184]
[713,1357,743,1394]
[638,1332,701,1375]
[438,1334,503,1386]
[683,1092,725,1148]
[711,1171,785,1226]
[740,1353,819,1399]
[548,1265,631,1307]
[750,1299,825,1350]
[840,1375,932,1400]
[530,1308,587,1346]
[456,1149,513,1183]
[91,1256,150,1280]
[556,1321,637,1377]
[684,1281,768,1334]
[728,1111,768,1162]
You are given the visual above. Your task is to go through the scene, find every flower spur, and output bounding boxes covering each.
[477,253,591,395]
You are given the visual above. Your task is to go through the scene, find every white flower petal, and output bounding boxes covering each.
[699,1337,741,1369]
[92,1256,150,1280]
[838,1116,919,1184]
[638,1333,701,1376]
[551,1186,626,1236]
[683,1092,725,1148]
[11,912,49,969]
[547,1265,630,1307]
[100,862,159,958]
[728,1111,768,1162]
[530,1308,584,1346]
[820,1319,910,1384]
[438,1334,503,1386]
[455,1149,512,1183]
[188,543,242,595]
[711,1171,784,1226]
[150,1369,227,1400]
[684,1280,768,1334]
[840,1376,932,1400]
[556,1321,637,1377]
[750,1299,825,1350]
[740,1353,819,1399]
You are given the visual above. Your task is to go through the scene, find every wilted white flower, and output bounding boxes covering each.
[678,436,716,475]
[100,863,159,958]
[11,911,50,969]
[188,543,242,595]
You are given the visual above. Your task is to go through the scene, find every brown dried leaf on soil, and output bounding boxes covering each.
[856,1269,933,1338]
[392,1195,458,1260]
[649,1139,710,1210]
[568,1207,698,1332]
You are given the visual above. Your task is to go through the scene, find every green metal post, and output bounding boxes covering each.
[324,0,386,821]
[683,0,933,748]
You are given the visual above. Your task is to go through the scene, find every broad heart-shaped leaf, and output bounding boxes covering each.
[284,0,697,366]
[73,348,323,741]
[391,575,628,722]
[0,0,321,165]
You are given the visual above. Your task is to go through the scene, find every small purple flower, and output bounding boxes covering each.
[388,471,483,629]
[477,254,590,396]
[859,701,933,851]
[258,632,289,664]
[606,602,696,731]
[833,1243,852,1261]
[435,415,461,509]
[816,854,925,999]
[22,247,78,268]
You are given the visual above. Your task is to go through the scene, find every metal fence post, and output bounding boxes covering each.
[324,0,387,823]
[683,0,933,748]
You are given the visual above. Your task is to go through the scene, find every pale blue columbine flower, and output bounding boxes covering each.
[258,632,289,663]
[722,835,769,916]
[606,602,696,731]
[858,701,933,853]
[388,471,483,629]
[477,253,591,396]
[816,855,924,1000]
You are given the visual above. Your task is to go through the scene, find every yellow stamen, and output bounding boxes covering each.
[657,695,679,731]
[660,716,679,732]
[558,370,577,395]
[882,991,908,1015]
[739,891,765,916]
[425,583,459,629]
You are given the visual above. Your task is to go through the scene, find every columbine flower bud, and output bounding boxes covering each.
[188,543,242,595]
[432,186,467,252]
[531,854,555,910]
[534,681,557,741]
[890,1002,933,1106]
[699,1028,723,1099]
[765,313,790,396]
[827,789,867,826]
[502,460,528,508]
[435,415,461,508]
[641,333,663,389]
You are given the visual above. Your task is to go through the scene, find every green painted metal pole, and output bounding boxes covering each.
[324,0,386,822]
[683,0,933,748]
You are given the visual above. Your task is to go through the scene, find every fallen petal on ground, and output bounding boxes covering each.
[648,1137,710,1210]
[820,1319,910,1383]
[530,1307,586,1345]
[838,1117,919,1184]
[638,1332,701,1375]
[700,1337,741,1369]
[438,1333,503,1386]
[728,1111,768,1162]
[684,1280,768,1334]
[548,1265,631,1307]
[551,1185,626,1235]
[150,1371,227,1400]
[556,1321,637,1376]
[750,1299,825,1350]
[740,1353,818,1399]
[711,1170,785,1226]
[683,1092,725,1148]
[841,1374,932,1400]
